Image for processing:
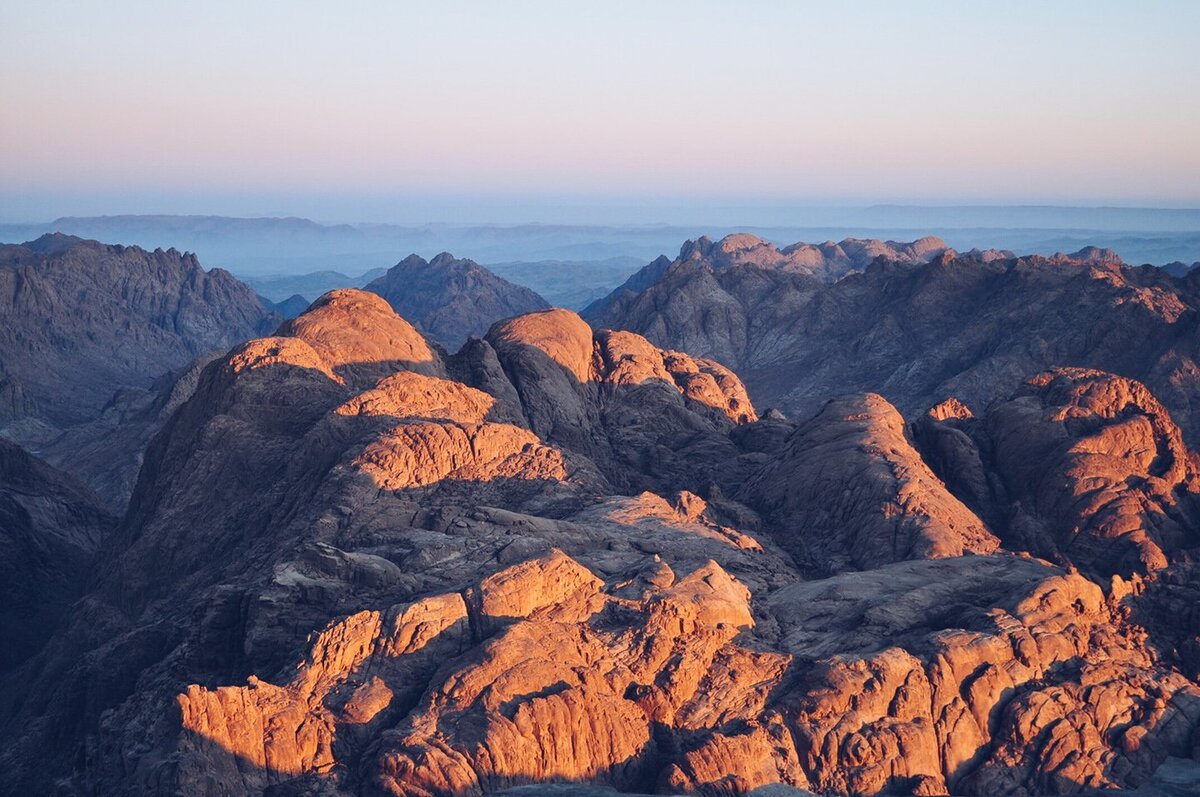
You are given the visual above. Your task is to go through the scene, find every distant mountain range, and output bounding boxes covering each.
[5,225,1200,794]
[365,253,549,349]
[245,267,388,303]
[586,233,1200,444]
[2,212,1197,280]
[247,256,646,311]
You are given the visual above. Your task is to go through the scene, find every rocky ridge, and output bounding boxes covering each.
[584,235,1200,445]
[366,253,550,350]
[0,233,278,427]
[0,233,280,506]
[2,289,1200,797]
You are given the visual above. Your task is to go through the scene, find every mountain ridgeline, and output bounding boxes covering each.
[1,230,1200,796]
[0,236,554,508]
[0,233,279,427]
[364,252,550,349]
[585,233,1200,443]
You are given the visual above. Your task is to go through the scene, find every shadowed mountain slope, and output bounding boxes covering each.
[366,252,549,349]
[3,291,1200,796]
[586,234,1200,445]
[0,234,280,507]
[0,438,116,671]
[0,234,279,427]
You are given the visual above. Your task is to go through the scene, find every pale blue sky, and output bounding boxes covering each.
[2,1,1198,221]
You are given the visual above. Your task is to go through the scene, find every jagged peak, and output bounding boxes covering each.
[22,232,88,253]
[277,289,442,384]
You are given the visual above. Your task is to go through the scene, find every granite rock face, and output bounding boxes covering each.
[586,237,1200,445]
[915,368,1200,579]
[366,252,550,350]
[739,393,999,573]
[4,289,1200,797]
[0,233,278,427]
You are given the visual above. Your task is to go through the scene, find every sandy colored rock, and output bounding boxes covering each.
[911,369,1200,580]
[740,392,999,573]
[278,289,444,387]
[9,281,1200,797]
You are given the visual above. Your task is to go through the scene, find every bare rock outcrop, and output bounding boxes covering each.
[482,309,757,494]
[587,239,1200,445]
[0,438,116,670]
[986,369,1200,576]
[278,289,445,386]
[917,369,1200,578]
[767,555,1200,796]
[169,552,776,796]
[366,252,549,350]
[169,551,1200,797]
[0,234,279,507]
[673,233,953,282]
[0,291,791,795]
[739,393,998,573]
[8,283,1200,797]
[14,352,223,510]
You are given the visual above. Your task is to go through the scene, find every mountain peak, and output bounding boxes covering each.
[365,253,549,350]
[0,235,277,427]
[277,289,442,385]
[670,233,953,281]
[1064,245,1124,265]
[24,232,88,254]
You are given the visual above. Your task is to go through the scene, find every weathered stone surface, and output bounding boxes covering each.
[170,552,768,796]
[0,234,279,506]
[768,555,1200,796]
[7,284,1200,797]
[587,240,1200,446]
[984,368,1200,577]
[0,438,116,670]
[366,252,549,350]
[0,234,278,427]
[482,309,758,495]
[0,292,792,795]
[917,369,1200,578]
[739,393,998,573]
[169,552,1200,797]
[278,290,444,387]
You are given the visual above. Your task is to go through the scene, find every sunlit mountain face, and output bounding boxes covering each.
[4,246,1200,795]
[3,2,1199,795]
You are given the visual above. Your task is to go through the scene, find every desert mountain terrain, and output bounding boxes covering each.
[366,253,550,350]
[0,233,278,427]
[586,234,1200,446]
[0,234,280,508]
[3,284,1199,796]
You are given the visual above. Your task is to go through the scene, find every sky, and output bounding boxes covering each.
[2,1,1199,223]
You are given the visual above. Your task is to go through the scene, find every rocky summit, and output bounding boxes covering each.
[0,234,280,508]
[3,284,1200,797]
[585,235,1200,446]
[0,233,278,428]
[366,252,550,350]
